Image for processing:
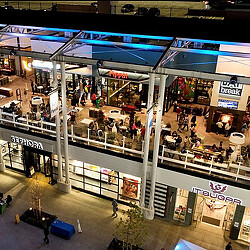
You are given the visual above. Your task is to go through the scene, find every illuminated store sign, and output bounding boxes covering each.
[219,81,243,97]
[98,68,149,82]
[192,181,242,205]
[218,99,238,109]
[11,135,43,150]
[109,70,128,79]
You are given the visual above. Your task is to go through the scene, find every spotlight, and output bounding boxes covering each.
[10,50,16,56]
[96,60,103,68]
[230,76,237,83]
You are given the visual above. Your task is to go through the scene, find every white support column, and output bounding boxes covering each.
[148,73,167,212]
[140,73,155,217]
[52,61,63,183]
[58,62,71,193]
[0,144,5,172]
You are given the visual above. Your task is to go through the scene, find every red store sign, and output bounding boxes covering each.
[109,70,128,79]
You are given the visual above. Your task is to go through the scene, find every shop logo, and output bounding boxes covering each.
[11,135,43,150]
[219,81,243,97]
[209,181,227,194]
[191,181,242,205]
[109,70,128,79]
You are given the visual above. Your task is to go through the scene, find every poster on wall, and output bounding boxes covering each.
[121,177,139,200]
[50,90,59,118]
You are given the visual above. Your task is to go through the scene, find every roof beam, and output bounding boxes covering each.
[0,47,249,84]
[50,30,85,61]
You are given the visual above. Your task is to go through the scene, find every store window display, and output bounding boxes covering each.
[174,188,189,222]
[239,207,250,243]
[57,158,141,203]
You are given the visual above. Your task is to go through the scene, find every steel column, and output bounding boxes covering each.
[141,73,155,207]
[149,73,167,209]
[52,61,62,181]
[61,62,70,184]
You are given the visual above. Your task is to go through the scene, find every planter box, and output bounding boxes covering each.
[107,238,144,250]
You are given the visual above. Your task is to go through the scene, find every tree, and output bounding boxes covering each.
[114,202,148,250]
[30,176,45,220]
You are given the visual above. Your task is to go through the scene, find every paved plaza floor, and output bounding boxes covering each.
[0,169,249,250]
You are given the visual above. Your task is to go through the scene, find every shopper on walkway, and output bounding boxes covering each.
[191,114,196,124]
[182,115,189,131]
[216,120,224,135]
[43,224,50,244]
[112,199,118,218]
[176,106,182,121]
[30,79,35,95]
[190,124,197,138]
[225,122,231,137]
[225,242,232,250]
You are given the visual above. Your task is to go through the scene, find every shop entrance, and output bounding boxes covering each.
[194,194,236,232]
[23,146,53,184]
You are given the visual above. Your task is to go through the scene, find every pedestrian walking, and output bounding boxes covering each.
[43,224,50,244]
[77,219,82,233]
[112,199,118,218]
[176,106,182,121]
[225,242,232,250]
[30,79,35,95]
[182,115,189,131]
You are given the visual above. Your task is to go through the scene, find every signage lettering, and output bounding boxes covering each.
[109,70,128,79]
[219,81,243,97]
[11,135,43,150]
[191,181,242,205]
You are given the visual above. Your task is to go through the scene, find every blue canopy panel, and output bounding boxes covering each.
[92,45,163,66]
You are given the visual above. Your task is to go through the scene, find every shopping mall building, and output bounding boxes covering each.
[0,7,250,245]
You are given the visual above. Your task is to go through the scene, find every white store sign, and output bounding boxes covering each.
[11,135,44,150]
[219,81,243,97]
[192,181,242,205]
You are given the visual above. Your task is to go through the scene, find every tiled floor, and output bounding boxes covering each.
[0,169,249,250]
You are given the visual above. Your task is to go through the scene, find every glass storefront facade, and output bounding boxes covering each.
[52,157,141,203]
[174,188,189,222]
[239,207,250,243]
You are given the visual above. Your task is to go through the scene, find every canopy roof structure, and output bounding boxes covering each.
[0,8,250,84]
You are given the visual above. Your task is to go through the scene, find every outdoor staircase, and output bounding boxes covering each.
[144,180,168,218]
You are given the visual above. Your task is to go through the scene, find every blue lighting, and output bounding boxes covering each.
[84,30,173,41]
[176,48,250,57]
[79,39,165,51]
[178,37,250,47]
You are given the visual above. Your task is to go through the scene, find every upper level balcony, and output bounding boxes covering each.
[0,74,249,189]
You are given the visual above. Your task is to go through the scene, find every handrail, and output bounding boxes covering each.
[158,155,250,183]
[68,134,144,156]
[0,116,249,184]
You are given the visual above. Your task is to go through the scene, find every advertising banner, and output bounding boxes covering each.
[50,90,59,118]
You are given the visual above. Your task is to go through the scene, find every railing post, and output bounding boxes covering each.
[235,162,242,181]
[122,136,125,153]
[141,140,145,158]
[87,128,90,145]
[40,2,42,10]
[40,118,43,133]
[29,1,31,9]
[0,109,2,124]
[184,150,189,168]
[209,155,214,175]
[104,132,107,149]
[161,145,165,163]
[12,112,16,127]
[170,7,172,17]
[26,114,29,129]
[71,124,74,141]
